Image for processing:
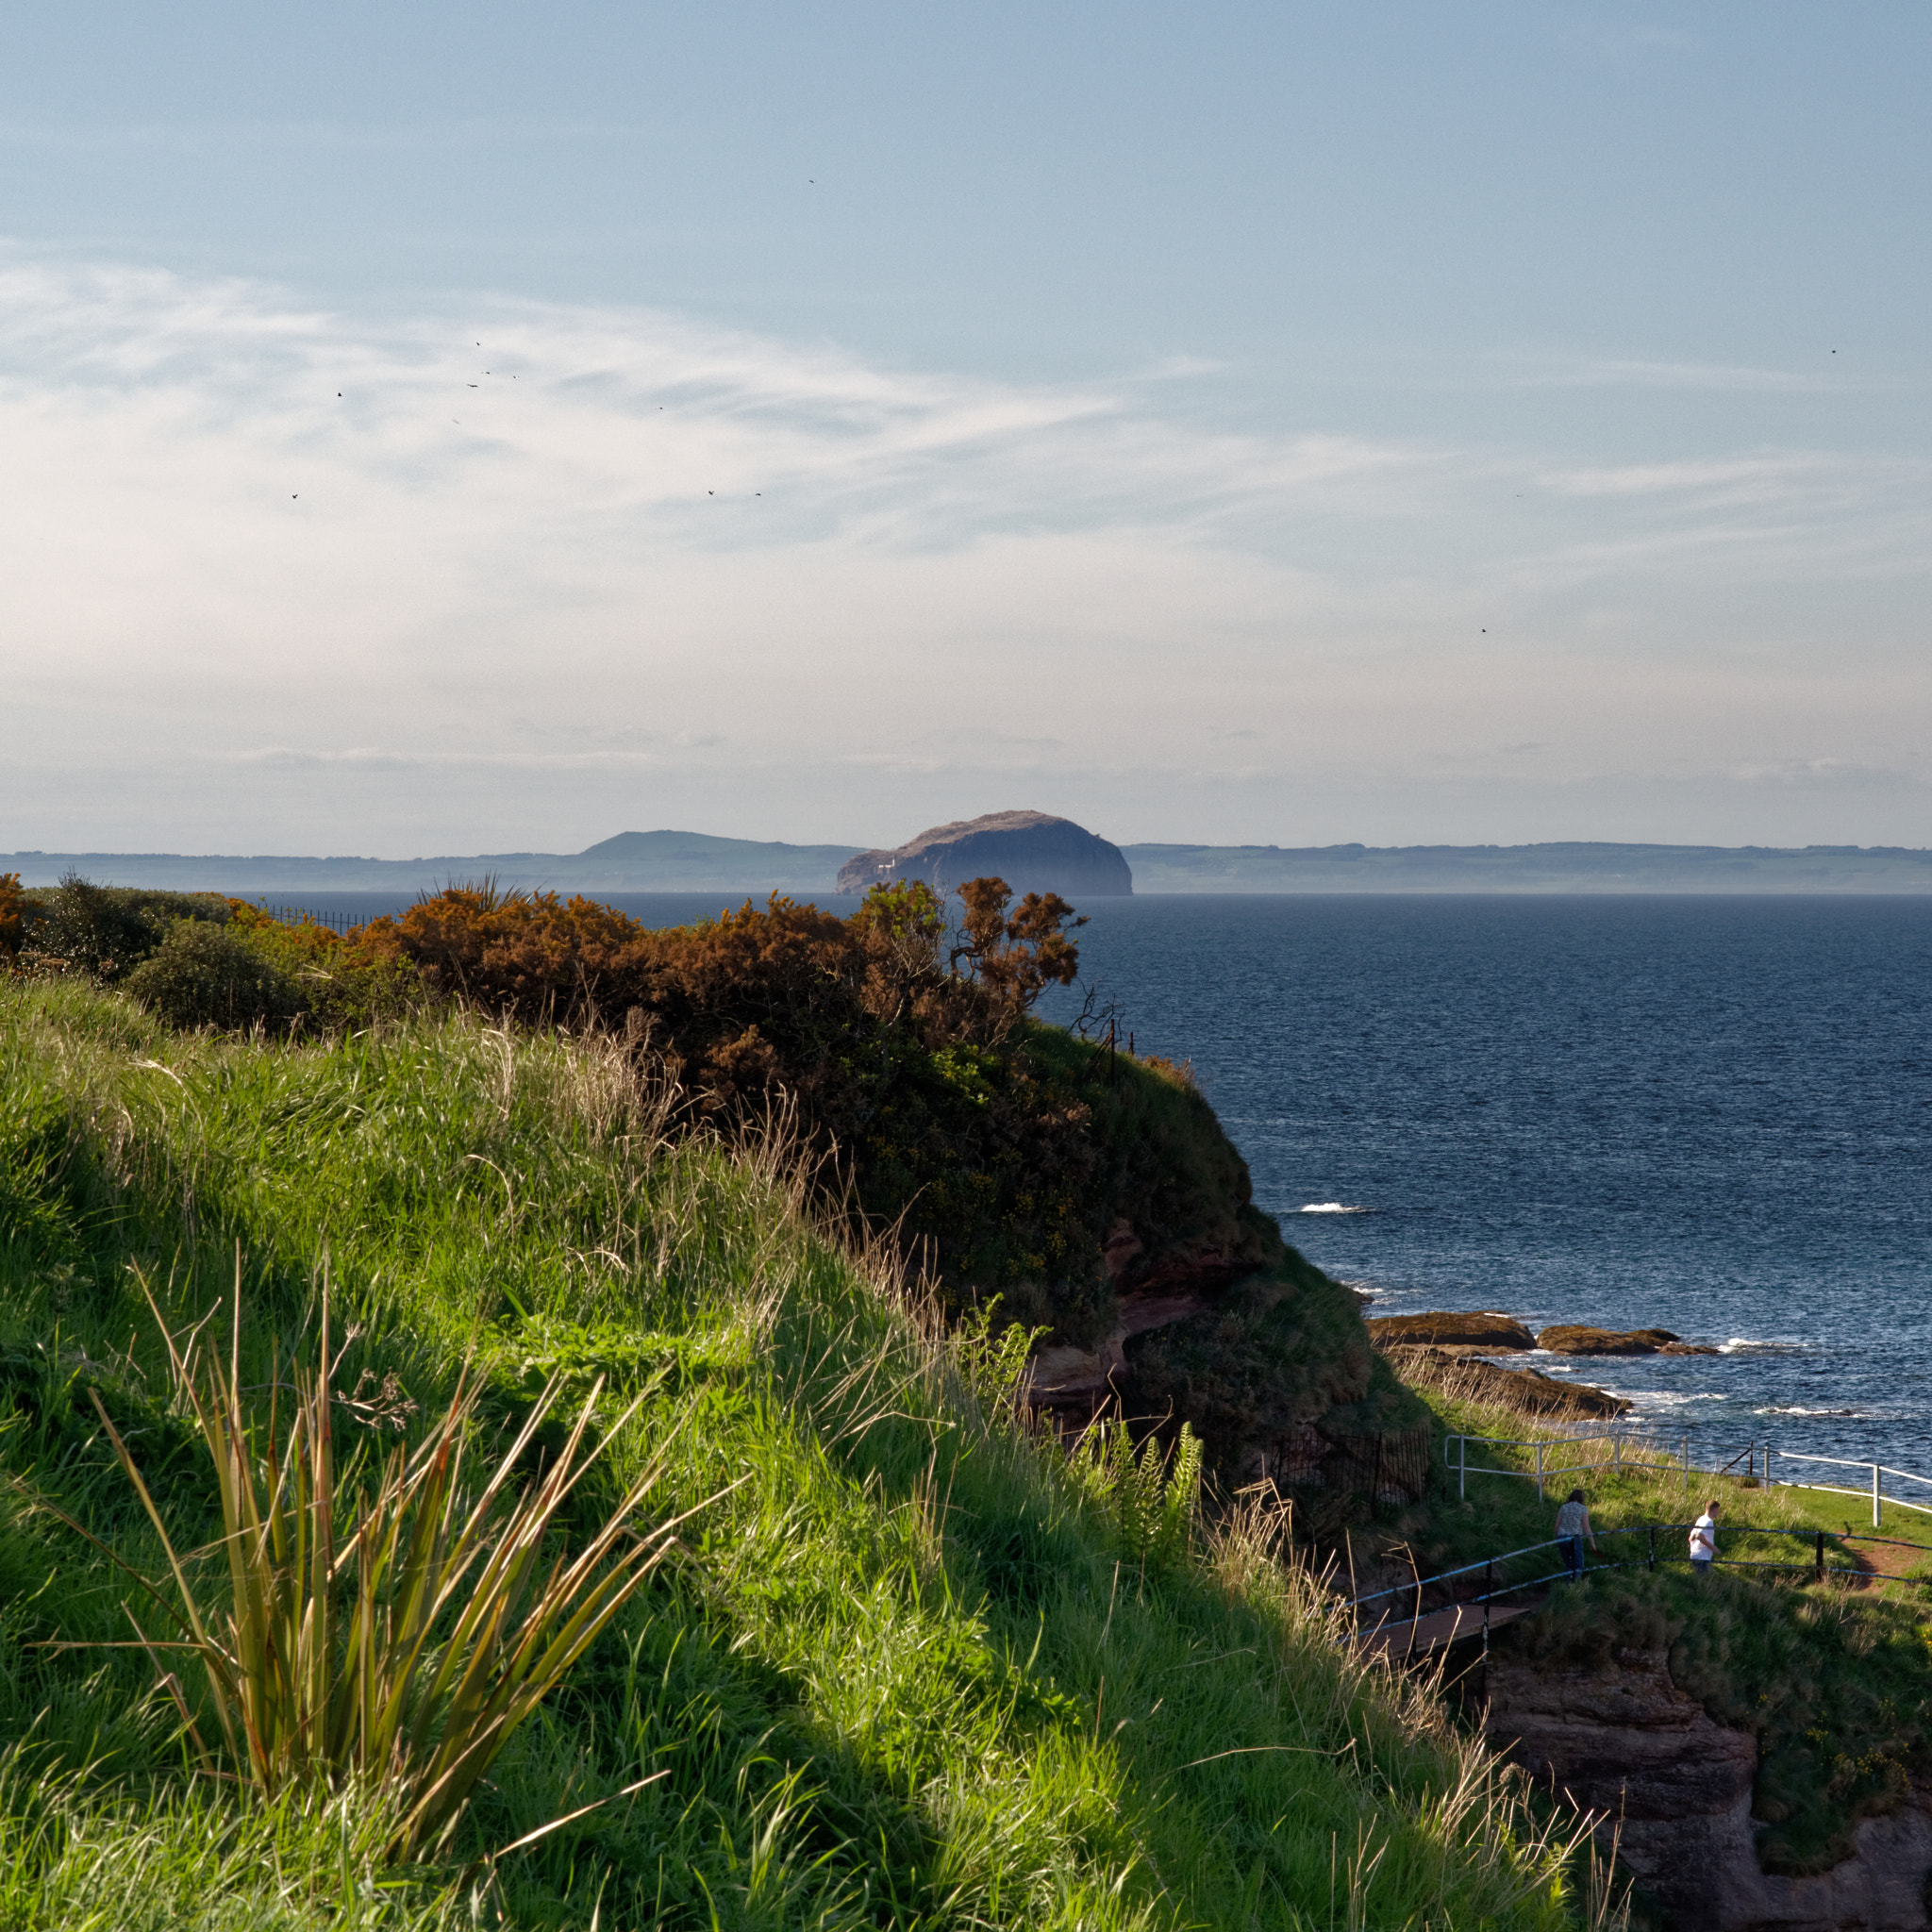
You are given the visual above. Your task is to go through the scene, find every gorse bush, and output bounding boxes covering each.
[224,902,422,1030]
[347,878,1279,1349]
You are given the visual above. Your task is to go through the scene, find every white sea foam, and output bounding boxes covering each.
[1756,1405,1867,1419]
[1718,1338,1806,1355]
[1299,1203,1370,1214]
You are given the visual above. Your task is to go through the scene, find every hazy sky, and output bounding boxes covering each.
[6,4,1930,855]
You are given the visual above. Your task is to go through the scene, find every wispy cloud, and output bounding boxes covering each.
[3,248,1929,850]
[1511,355,1857,394]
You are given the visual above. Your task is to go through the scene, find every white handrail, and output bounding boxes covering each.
[1445,1431,1932,1525]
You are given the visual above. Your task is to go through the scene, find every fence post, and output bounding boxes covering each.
[1536,1441,1544,1502]
[1459,1436,1467,1501]
[1873,1462,1881,1530]
[1614,1432,1623,1472]
[1815,1530,1824,1582]
[1372,1436,1385,1519]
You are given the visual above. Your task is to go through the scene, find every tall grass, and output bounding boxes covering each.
[0,976,1609,1928]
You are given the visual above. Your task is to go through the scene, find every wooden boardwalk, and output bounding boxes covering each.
[1354,1601,1536,1659]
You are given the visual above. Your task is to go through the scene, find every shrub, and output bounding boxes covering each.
[22,874,231,978]
[0,874,22,961]
[121,919,306,1033]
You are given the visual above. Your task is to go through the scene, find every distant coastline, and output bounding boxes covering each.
[6,831,1932,895]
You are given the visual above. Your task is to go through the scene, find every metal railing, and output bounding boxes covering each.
[1444,1427,1680,1500]
[1763,1449,1932,1528]
[1344,1522,1931,1632]
[1443,1430,1932,1525]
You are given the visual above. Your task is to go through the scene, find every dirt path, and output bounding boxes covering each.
[1842,1537,1931,1585]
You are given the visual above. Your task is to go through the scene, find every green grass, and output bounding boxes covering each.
[1763,1484,1932,1543]
[0,977,1602,1930]
[1386,1364,1932,1877]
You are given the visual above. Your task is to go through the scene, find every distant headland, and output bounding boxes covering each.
[5,826,1932,895]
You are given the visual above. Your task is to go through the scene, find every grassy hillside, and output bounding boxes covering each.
[0,977,1599,1930]
[2,876,1404,1486]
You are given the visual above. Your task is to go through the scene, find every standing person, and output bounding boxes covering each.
[1689,1499,1721,1577]
[1556,1488,1597,1580]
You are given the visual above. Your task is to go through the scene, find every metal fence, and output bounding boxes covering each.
[1442,1429,1932,1526]
[1443,1426,1677,1499]
[1323,1426,1434,1507]
[1345,1521,1932,1622]
[245,903,362,936]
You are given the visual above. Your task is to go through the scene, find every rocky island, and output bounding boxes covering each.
[837,808,1134,899]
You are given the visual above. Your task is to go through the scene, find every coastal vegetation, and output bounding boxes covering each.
[1380,1356,1932,1881]
[0,966,1600,1929]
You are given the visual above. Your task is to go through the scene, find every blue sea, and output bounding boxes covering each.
[274,891,1932,1478]
[1037,895,1932,1482]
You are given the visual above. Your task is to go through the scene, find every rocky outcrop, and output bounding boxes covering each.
[1367,1311,1535,1351]
[1485,1650,1932,1929]
[1381,1347,1632,1418]
[1538,1324,1718,1357]
[1019,1283,1216,1414]
[837,810,1133,899]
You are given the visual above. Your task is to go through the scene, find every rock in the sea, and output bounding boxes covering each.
[1366,1311,1535,1351]
[837,810,1133,899]
[1537,1324,1718,1357]
[1537,1324,1677,1356]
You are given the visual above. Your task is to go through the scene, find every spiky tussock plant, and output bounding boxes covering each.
[76,1267,705,1862]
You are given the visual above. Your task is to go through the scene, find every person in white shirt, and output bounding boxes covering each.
[1689,1500,1721,1577]
[1555,1489,1596,1580]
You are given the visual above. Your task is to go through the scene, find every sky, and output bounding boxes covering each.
[4,3,1931,856]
